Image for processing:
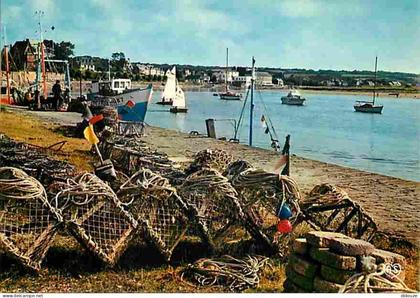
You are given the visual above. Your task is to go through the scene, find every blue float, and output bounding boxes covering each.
[277,203,292,219]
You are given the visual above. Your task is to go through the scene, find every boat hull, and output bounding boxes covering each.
[91,85,153,122]
[354,105,383,114]
[170,106,188,113]
[281,97,305,105]
[156,100,173,105]
[219,94,241,100]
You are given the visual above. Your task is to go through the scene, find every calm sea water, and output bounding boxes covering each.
[146,90,420,182]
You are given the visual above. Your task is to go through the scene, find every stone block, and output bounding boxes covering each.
[309,247,357,270]
[320,265,356,284]
[283,278,307,293]
[305,231,350,248]
[313,276,343,293]
[329,238,375,256]
[292,238,309,255]
[285,264,314,291]
[371,249,406,267]
[289,253,319,278]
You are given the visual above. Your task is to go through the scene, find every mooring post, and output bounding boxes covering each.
[205,118,216,138]
[281,134,290,176]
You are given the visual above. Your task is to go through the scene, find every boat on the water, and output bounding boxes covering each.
[161,66,187,113]
[89,79,153,122]
[157,67,178,105]
[219,48,242,101]
[281,90,305,106]
[354,56,383,114]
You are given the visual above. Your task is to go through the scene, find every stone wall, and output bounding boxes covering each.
[283,231,406,293]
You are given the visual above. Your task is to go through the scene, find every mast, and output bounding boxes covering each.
[373,56,377,105]
[225,47,228,92]
[249,56,255,147]
[5,45,10,103]
[36,11,47,98]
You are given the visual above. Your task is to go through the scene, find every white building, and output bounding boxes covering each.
[234,75,252,88]
[74,56,95,72]
[255,71,273,86]
[213,70,239,83]
[134,64,165,76]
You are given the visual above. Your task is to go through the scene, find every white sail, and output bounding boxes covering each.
[172,80,186,108]
[161,66,176,102]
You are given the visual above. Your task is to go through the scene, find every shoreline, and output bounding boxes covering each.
[2,106,418,245]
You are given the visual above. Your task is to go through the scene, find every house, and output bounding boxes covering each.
[389,81,402,87]
[233,75,252,88]
[274,78,284,87]
[73,55,96,72]
[255,71,273,86]
[212,70,239,83]
[9,39,54,71]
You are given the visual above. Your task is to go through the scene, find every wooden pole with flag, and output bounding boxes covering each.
[281,135,290,176]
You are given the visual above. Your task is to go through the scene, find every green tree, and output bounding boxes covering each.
[53,41,75,60]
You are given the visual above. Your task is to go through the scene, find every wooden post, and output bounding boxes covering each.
[281,134,290,176]
[205,118,216,138]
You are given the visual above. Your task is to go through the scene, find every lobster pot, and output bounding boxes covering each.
[108,143,186,185]
[117,121,146,137]
[178,169,247,251]
[300,184,377,241]
[0,167,61,271]
[54,173,138,266]
[118,169,190,261]
[229,167,301,252]
[185,149,233,175]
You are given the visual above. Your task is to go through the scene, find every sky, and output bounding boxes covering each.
[2,0,419,73]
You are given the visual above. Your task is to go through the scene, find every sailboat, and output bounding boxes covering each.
[354,56,383,114]
[157,67,176,105]
[160,66,187,113]
[219,48,242,100]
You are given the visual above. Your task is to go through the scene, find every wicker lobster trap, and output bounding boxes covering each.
[0,167,62,271]
[226,160,302,253]
[52,172,138,266]
[117,168,192,261]
[185,149,234,175]
[300,183,378,241]
[177,168,248,251]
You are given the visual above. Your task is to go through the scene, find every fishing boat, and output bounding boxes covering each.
[219,48,242,100]
[157,67,177,105]
[354,56,383,114]
[90,81,153,122]
[281,90,306,106]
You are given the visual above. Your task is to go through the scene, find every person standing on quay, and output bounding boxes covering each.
[52,80,62,111]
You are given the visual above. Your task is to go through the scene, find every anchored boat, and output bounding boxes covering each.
[219,48,242,101]
[354,56,383,114]
[157,67,177,105]
[281,90,305,106]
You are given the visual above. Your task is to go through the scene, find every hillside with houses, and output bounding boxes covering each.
[3,39,419,91]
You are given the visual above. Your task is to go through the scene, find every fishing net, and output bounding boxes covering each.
[117,168,192,261]
[227,161,301,253]
[301,183,377,241]
[180,255,270,292]
[52,172,138,266]
[0,167,62,271]
[185,149,234,175]
[177,168,247,251]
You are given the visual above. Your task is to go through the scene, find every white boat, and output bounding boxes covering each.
[281,90,306,105]
[354,56,383,114]
[157,67,176,105]
[162,66,187,113]
[219,48,242,101]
